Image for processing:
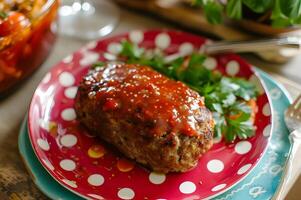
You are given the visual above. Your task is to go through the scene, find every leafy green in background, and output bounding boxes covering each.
[272,0,301,27]
[194,0,223,24]
[226,0,242,20]
[0,11,8,19]
[242,0,273,13]
[192,0,301,28]
[110,41,258,142]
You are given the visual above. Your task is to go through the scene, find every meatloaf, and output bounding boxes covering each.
[75,63,214,173]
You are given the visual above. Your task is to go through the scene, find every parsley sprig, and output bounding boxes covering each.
[102,41,258,142]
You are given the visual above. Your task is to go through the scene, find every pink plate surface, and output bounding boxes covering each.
[28,30,272,200]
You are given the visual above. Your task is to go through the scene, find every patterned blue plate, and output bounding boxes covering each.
[18,69,292,200]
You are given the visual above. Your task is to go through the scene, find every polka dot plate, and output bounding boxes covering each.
[28,30,273,200]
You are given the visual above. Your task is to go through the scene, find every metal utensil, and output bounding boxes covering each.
[164,37,301,63]
[203,37,301,54]
[272,95,301,200]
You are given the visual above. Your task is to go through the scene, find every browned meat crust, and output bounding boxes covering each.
[75,64,214,173]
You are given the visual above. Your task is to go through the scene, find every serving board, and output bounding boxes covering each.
[114,0,301,63]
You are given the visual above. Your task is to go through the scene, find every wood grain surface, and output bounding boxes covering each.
[0,123,48,200]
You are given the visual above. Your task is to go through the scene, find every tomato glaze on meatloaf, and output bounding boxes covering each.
[75,63,214,173]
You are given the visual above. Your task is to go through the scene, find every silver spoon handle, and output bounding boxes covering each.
[271,129,301,200]
[204,37,301,54]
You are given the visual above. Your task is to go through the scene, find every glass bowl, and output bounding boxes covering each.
[0,0,59,97]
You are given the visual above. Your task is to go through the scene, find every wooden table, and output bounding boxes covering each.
[0,8,300,200]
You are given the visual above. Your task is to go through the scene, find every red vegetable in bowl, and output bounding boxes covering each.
[0,0,59,97]
[0,12,30,37]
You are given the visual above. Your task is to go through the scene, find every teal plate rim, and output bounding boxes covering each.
[19,117,81,200]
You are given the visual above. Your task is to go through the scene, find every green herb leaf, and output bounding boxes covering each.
[220,78,240,93]
[229,102,252,116]
[212,103,223,113]
[279,0,301,18]
[227,116,255,140]
[231,78,257,100]
[167,57,184,78]
[242,0,273,13]
[226,0,242,20]
[192,0,301,28]
[203,1,223,24]
[182,53,207,83]
[120,40,144,59]
[222,93,237,107]
[271,0,301,27]
[0,11,8,19]
[91,61,105,69]
[213,112,225,138]
[193,0,203,6]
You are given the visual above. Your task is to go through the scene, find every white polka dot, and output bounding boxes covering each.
[226,60,240,76]
[149,172,166,184]
[42,73,51,84]
[104,52,117,61]
[262,103,271,116]
[38,119,50,131]
[203,57,217,70]
[179,42,194,55]
[88,194,104,200]
[64,87,78,99]
[199,40,212,53]
[42,159,54,170]
[249,75,264,95]
[62,179,77,188]
[80,52,99,66]
[107,42,122,54]
[263,124,271,137]
[237,164,252,175]
[61,108,76,121]
[155,33,171,49]
[129,30,144,44]
[59,72,75,87]
[37,138,50,151]
[211,184,227,192]
[60,159,76,171]
[62,55,73,63]
[179,181,196,194]
[60,134,77,147]
[207,159,224,173]
[118,188,135,200]
[235,141,252,155]
[88,174,104,186]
